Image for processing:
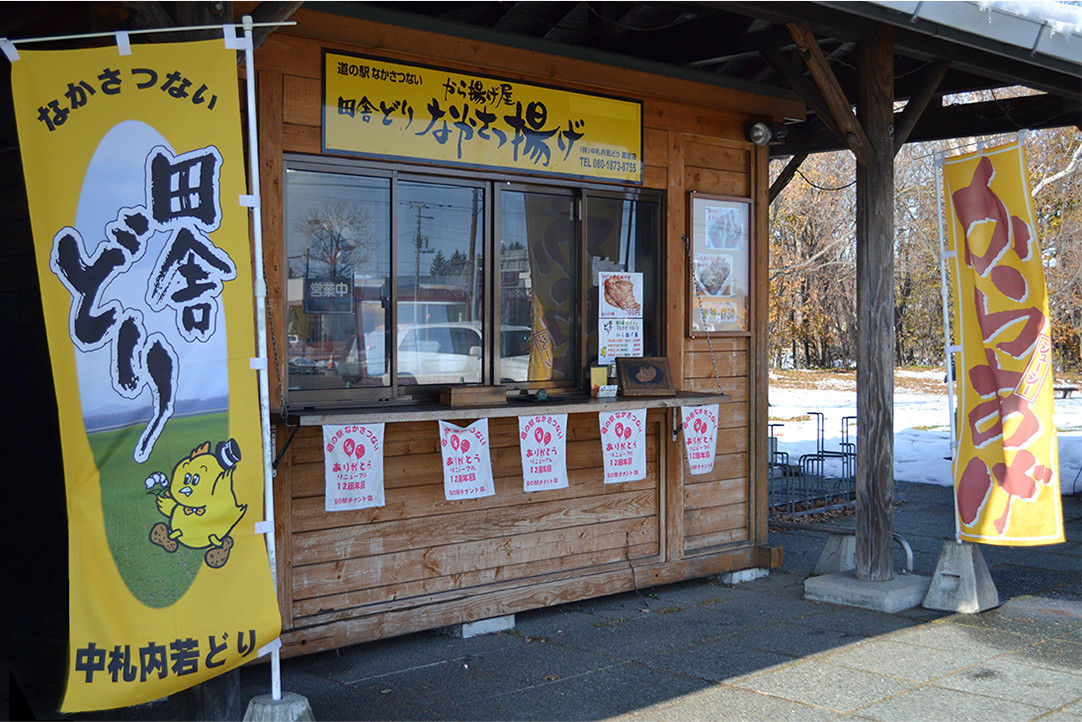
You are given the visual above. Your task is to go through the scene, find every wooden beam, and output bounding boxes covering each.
[769,153,807,203]
[854,24,895,583]
[893,59,950,156]
[249,2,306,51]
[772,92,1081,157]
[760,47,842,139]
[786,22,873,166]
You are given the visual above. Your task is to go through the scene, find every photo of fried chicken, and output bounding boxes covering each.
[603,276,641,313]
[695,254,733,297]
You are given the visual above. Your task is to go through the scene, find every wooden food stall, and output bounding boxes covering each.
[256,6,803,657]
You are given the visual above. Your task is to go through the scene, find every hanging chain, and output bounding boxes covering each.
[683,234,724,395]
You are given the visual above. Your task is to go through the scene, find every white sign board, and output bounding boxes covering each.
[518,414,569,492]
[438,419,496,500]
[599,408,647,483]
[323,423,386,510]
[681,405,719,475]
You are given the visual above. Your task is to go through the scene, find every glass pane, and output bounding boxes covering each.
[500,190,576,382]
[585,196,661,363]
[284,170,391,392]
[396,181,485,385]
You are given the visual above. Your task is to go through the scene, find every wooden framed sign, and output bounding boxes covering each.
[687,193,752,335]
[616,357,674,396]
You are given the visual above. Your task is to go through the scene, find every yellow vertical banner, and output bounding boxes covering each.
[943,140,1064,546]
[10,39,281,711]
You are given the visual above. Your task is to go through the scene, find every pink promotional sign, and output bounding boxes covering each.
[599,408,647,483]
[438,419,496,500]
[518,414,569,492]
[681,404,719,475]
[323,423,386,511]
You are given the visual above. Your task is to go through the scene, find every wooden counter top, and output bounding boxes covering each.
[286,391,734,426]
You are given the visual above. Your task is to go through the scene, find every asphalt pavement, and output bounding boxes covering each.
[47,482,1082,720]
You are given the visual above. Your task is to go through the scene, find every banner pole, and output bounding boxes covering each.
[934,150,962,543]
[241,14,283,701]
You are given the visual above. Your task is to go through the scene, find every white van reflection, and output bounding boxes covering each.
[338,323,531,385]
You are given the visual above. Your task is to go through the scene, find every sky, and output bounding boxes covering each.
[74,119,230,420]
[768,368,1082,496]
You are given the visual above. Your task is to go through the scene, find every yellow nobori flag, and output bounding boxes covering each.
[11,39,280,711]
[943,139,1063,546]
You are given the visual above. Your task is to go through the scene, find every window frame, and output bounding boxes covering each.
[281,153,664,412]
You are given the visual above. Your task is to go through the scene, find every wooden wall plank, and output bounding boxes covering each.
[292,487,657,566]
[291,470,657,533]
[684,527,749,550]
[292,514,658,600]
[682,141,751,174]
[684,477,748,510]
[683,168,751,197]
[283,74,321,126]
[685,349,748,378]
[289,429,660,496]
[283,123,321,153]
[293,541,660,623]
[684,503,746,538]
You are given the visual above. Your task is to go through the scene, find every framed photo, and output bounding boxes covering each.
[616,357,674,396]
[687,194,752,335]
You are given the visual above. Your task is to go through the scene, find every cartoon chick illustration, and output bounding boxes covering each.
[146,439,247,569]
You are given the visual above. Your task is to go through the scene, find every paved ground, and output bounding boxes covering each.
[33,483,1082,720]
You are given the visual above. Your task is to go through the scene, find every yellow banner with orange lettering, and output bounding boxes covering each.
[11,39,281,711]
[323,50,643,183]
[943,139,1063,546]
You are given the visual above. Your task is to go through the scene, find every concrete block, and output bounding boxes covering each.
[720,567,769,584]
[804,571,931,612]
[922,541,999,613]
[813,534,857,575]
[243,692,314,721]
[439,614,515,638]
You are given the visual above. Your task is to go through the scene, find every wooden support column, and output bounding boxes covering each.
[854,26,895,582]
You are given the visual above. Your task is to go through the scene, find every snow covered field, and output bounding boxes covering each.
[768,369,1082,495]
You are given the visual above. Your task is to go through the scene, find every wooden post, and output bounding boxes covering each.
[854,26,895,582]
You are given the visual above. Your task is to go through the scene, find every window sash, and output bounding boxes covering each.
[282,154,662,411]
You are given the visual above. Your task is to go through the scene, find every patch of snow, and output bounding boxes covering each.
[977,1,1082,36]
[769,380,1082,495]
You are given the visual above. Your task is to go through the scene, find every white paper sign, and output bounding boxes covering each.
[518,414,569,492]
[598,317,644,364]
[599,271,643,318]
[323,423,386,510]
[599,408,647,483]
[681,404,719,475]
[438,419,495,500]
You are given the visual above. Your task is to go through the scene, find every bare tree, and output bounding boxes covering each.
[769,117,1082,374]
[290,200,374,281]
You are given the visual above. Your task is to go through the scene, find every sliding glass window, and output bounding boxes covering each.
[283,155,662,410]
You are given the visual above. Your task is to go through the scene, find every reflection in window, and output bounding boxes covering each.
[500,190,577,382]
[396,181,485,385]
[284,170,390,393]
[282,157,663,408]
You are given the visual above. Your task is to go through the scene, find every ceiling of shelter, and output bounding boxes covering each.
[349,1,1082,158]
[2,1,1079,159]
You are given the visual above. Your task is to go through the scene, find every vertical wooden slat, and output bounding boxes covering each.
[256,65,293,623]
[751,143,770,546]
[665,131,688,562]
[257,66,285,414]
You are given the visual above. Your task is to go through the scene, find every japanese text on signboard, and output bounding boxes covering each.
[324,51,642,183]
